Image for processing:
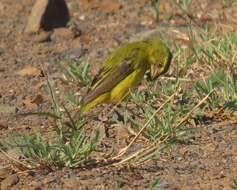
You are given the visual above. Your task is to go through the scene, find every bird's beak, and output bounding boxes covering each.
[150,65,160,80]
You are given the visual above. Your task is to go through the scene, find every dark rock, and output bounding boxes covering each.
[25,0,70,34]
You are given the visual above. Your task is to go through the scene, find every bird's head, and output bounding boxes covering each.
[147,39,172,79]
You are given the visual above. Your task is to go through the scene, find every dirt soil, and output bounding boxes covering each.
[0,0,237,189]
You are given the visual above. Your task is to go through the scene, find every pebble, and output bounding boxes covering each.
[51,28,75,41]
[0,174,19,190]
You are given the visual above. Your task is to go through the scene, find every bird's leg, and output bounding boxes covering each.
[113,104,125,122]
[114,103,139,138]
[98,105,119,138]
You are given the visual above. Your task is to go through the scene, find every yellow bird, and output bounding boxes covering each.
[81,38,172,113]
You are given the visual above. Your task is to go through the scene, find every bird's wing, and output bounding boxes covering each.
[91,46,139,87]
[83,48,140,105]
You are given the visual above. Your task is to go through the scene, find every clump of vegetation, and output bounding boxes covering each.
[0,60,99,169]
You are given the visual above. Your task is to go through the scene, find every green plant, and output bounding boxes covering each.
[150,177,161,190]
[195,70,237,110]
[151,0,160,22]
[0,59,100,169]
[66,58,92,86]
[232,179,237,190]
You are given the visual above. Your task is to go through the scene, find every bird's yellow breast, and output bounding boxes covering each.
[110,68,146,103]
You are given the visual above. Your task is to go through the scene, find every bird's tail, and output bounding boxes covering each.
[80,93,110,113]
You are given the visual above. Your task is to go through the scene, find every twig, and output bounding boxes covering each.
[0,149,31,170]
[112,90,214,165]
[112,92,176,160]
[174,89,214,129]
[160,76,192,82]
[205,120,237,128]
[112,134,169,166]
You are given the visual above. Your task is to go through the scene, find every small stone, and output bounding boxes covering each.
[29,181,44,190]
[51,28,75,41]
[98,1,122,14]
[33,31,51,42]
[0,174,19,190]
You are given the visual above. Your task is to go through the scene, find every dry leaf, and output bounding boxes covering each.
[17,66,42,77]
